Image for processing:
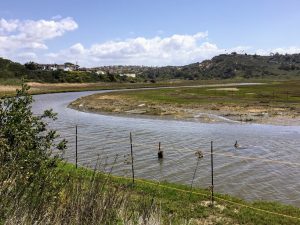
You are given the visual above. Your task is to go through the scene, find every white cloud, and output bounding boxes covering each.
[45,31,229,66]
[0,18,19,33]
[0,17,78,60]
[18,17,78,41]
[51,15,63,20]
[1,17,300,67]
[69,43,85,54]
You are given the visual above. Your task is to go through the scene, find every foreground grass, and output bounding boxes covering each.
[58,162,300,225]
[2,157,300,224]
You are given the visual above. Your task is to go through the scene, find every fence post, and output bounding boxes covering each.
[130,132,135,184]
[158,142,163,159]
[210,141,214,207]
[75,125,78,169]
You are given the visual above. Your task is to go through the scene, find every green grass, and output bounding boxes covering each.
[58,162,300,225]
[0,79,232,98]
[116,80,300,110]
[0,77,298,98]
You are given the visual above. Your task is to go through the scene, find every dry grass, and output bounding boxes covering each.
[0,162,161,225]
[207,87,239,91]
[0,85,19,92]
[27,82,109,88]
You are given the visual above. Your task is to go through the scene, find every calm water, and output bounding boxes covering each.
[32,90,300,206]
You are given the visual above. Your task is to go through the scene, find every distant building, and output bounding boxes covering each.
[37,63,79,71]
[95,70,106,75]
[119,73,136,78]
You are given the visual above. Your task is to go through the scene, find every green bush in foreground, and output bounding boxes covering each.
[0,85,158,225]
[0,84,66,218]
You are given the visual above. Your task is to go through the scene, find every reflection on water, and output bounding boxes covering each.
[33,90,300,206]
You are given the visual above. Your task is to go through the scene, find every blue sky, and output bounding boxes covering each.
[1,0,300,66]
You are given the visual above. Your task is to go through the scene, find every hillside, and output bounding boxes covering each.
[196,52,300,79]
[0,58,27,82]
[1,53,300,83]
[139,53,300,80]
[0,58,138,84]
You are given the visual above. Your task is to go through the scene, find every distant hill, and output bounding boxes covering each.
[0,58,136,83]
[196,52,300,79]
[1,53,300,83]
[0,58,27,80]
[139,52,300,80]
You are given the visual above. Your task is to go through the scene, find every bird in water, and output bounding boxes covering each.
[234,141,240,149]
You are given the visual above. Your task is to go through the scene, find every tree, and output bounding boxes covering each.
[107,72,117,82]
[24,61,38,70]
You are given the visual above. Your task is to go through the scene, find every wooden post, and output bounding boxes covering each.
[130,132,135,184]
[210,141,214,207]
[158,142,163,159]
[75,125,78,169]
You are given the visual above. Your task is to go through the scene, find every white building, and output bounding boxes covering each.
[119,73,136,78]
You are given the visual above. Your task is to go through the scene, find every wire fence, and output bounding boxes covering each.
[55,124,300,221]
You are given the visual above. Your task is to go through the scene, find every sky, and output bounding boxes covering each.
[1,0,300,67]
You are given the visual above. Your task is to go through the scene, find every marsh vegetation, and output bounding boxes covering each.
[70,81,300,125]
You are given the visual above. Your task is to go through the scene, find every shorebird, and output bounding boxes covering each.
[234,141,240,149]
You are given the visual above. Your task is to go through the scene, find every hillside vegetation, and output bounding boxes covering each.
[1,53,300,84]
[0,58,138,84]
[140,53,300,80]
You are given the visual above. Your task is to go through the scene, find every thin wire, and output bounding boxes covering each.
[57,128,300,168]
[213,152,300,167]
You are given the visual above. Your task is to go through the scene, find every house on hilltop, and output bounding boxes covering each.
[119,73,136,78]
[37,62,79,71]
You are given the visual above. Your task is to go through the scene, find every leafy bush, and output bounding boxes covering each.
[0,84,67,217]
[0,85,158,224]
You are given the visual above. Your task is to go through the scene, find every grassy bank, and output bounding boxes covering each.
[2,152,300,224]
[0,77,297,98]
[58,162,300,225]
[0,81,173,98]
[69,80,300,125]
[0,79,239,98]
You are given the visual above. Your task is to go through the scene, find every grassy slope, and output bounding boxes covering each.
[60,162,300,225]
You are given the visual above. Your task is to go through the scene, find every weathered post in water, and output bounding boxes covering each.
[130,132,135,184]
[75,125,78,169]
[158,142,163,159]
[210,141,214,207]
